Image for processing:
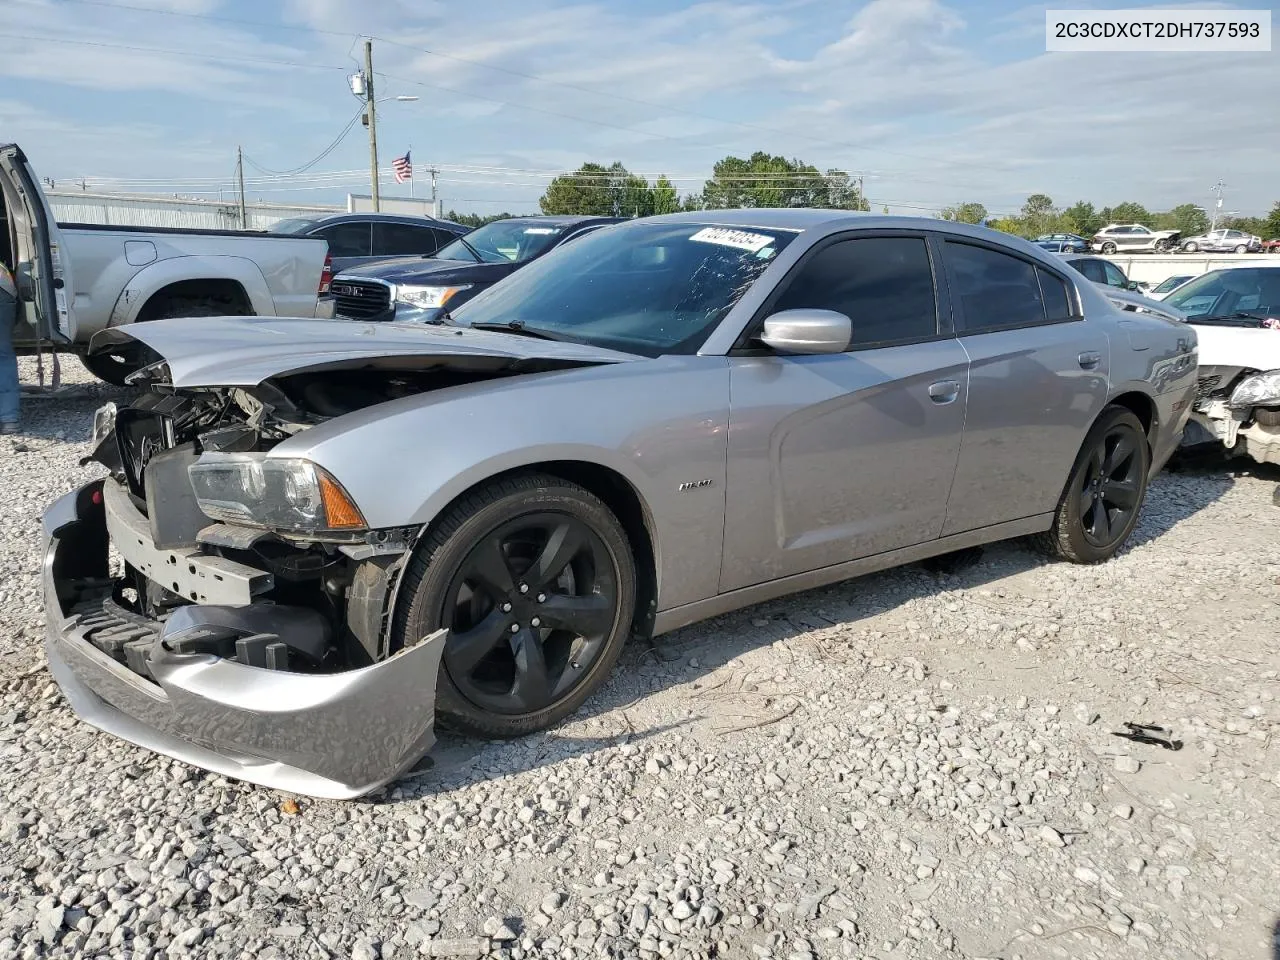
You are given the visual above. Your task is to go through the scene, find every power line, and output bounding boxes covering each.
[242,106,365,177]
[0,30,348,72]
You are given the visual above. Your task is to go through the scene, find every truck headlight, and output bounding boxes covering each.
[1229,370,1280,409]
[396,284,471,309]
[188,454,366,533]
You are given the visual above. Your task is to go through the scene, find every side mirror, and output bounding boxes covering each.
[759,309,851,355]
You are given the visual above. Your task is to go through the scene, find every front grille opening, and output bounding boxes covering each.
[332,280,392,319]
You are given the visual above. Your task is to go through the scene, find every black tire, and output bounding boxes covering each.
[1034,406,1150,564]
[1101,241,1118,254]
[1155,239,1170,253]
[393,473,636,739]
[81,299,231,385]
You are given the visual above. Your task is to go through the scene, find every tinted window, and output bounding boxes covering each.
[770,237,937,347]
[451,222,795,357]
[946,241,1046,331]
[1073,259,1106,283]
[432,227,462,250]
[1038,268,1073,320]
[436,220,568,263]
[1102,262,1128,288]
[372,222,441,257]
[317,222,371,258]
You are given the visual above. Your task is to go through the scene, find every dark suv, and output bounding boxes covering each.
[268,213,471,274]
[331,215,623,324]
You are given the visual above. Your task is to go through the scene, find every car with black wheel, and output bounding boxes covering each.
[46,212,1196,798]
[1034,233,1090,254]
[329,215,623,324]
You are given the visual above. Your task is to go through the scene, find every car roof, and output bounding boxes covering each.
[487,215,623,227]
[305,212,469,231]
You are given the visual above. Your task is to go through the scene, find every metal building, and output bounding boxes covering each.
[47,190,341,231]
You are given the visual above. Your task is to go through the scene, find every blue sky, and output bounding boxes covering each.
[2,0,1278,217]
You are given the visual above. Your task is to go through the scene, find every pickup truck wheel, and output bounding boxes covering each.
[394,473,636,739]
[1033,406,1150,564]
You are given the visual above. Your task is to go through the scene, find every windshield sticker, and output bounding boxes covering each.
[523,227,557,234]
[689,227,774,252]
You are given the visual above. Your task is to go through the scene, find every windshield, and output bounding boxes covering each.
[1165,268,1280,320]
[1152,275,1191,294]
[450,221,796,357]
[435,220,568,263]
[268,218,318,235]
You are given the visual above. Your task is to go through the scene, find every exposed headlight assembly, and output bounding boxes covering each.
[396,284,471,309]
[189,454,366,533]
[1229,370,1280,410]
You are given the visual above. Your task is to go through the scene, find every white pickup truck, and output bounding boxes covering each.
[1,143,331,383]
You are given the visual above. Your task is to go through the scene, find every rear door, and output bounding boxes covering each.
[0,144,76,342]
[939,239,1109,535]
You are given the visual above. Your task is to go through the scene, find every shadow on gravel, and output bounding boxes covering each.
[17,381,131,442]
[1273,915,1279,960]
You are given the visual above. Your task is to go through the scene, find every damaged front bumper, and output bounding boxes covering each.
[1184,401,1280,466]
[41,480,446,800]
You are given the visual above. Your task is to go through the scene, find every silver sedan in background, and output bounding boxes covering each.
[43,211,1198,797]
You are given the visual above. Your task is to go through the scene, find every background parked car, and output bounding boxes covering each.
[1060,253,1145,291]
[1263,239,1280,254]
[331,215,622,323]
[1180,229,1262,254]
[1149,274,1196,298]
[1034,233,1090,253]
[269,213,471,273]
[1092,223,1182,254]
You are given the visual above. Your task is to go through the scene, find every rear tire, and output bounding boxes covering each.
[1183,242,1199,253]
[394,473,636,739]
[1034,406,1150,564]
[1101,241,1117,254]
[1235,244,1249,254]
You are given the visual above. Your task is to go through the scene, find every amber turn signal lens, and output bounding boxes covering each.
[318,471,367,529]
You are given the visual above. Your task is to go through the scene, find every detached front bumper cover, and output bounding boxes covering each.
[42,481,446,800]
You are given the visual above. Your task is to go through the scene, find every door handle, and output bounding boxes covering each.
[1078,351,1101,370]
[928,379,960,404]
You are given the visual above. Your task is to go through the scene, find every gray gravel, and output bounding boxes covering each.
[3,357,1279,960]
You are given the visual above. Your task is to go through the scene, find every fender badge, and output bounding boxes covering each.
[678,479,713,492]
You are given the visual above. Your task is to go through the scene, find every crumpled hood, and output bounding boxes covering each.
[90,316,640,388]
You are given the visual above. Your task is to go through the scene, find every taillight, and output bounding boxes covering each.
[318,253,333,296]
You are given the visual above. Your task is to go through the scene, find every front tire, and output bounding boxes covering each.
[1034,406,1150,564]
[1183,242,1199,253]
[394,473,636,739]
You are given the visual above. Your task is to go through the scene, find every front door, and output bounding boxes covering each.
[936,237,1110,535]
[0,144,75,342]
[720,233,969,592]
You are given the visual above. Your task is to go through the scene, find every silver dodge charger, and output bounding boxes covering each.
[43,211,1198,798]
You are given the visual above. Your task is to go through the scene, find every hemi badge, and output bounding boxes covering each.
[678,479,713,492]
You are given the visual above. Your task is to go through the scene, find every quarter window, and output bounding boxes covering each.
[945,241,1049,331]
[372,222,441,256]
[1038,268,1074,321]
[770,237,938,347]
[317,222,372,258]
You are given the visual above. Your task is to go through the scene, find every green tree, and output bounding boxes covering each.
[1264,201,1280,241]
[1109,201,1152,225]
[939,202,988,225]
[1061,201,1101,237]
[651,175,680,214]
[1162,203,1208,236]
[987,217,1022,235]
[1018,193,1058,237]
[443,210,520,228]
[697,151,865,210]
[1219,214,1268,236]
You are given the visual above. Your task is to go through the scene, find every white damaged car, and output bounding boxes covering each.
[1166,266,1280,465]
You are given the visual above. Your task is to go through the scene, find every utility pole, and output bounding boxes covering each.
[236,146,247,229]
[429,166,438,216]
[1209,179,1225,232]
[364,39,380,212]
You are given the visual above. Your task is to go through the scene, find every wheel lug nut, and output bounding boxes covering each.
[536,593,546,603]
[501,602,512,613]
[531,617,541,627]
[519,583,529,594]
[510,623,520,633]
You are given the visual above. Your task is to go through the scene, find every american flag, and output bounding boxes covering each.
[392,152,412,184]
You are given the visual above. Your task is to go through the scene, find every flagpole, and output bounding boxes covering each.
[409,144,414,200]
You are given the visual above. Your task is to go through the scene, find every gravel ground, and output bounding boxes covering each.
[2,357,1279,960]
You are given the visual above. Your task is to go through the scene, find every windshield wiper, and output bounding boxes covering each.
[467,320,573,342]
[453,235,486,263]
[1192,311,1276,325]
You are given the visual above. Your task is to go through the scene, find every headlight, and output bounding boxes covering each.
[1229,370,1280,409]
[396,284,471,309]
[91,402,117,448]
[188,454,367,533]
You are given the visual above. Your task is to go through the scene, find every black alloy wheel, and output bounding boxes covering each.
[442,512,617,715]
[1035,406,1150,564]
[394,473,636,738]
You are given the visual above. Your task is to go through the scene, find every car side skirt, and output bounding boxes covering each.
[652,514,1053,637]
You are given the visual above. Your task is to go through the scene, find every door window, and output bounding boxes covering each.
[372,222,441,257]
[945,241,1058,331]
[1072,258,1106,284]
[1101,261,1129,288]
[769,236,938,348]
[316,222,372,258]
